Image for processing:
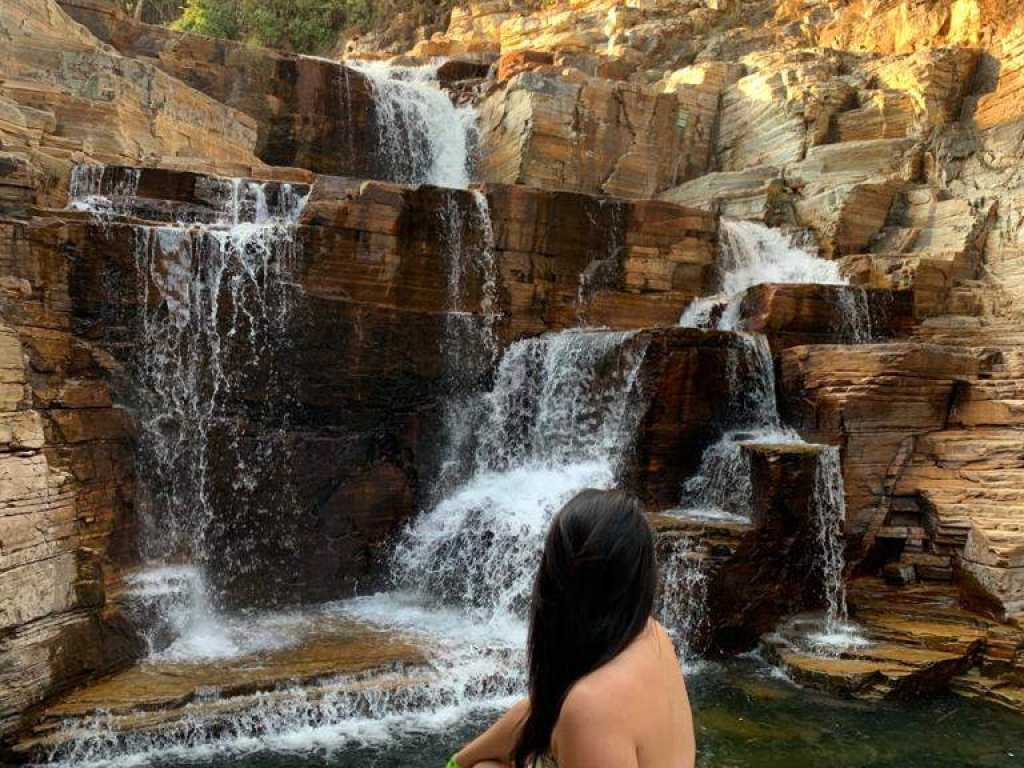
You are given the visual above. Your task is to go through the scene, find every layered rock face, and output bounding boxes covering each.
[0,0,261,191]
[3,0,1024,747]
[0,216,141,739]
[781,343,1024,616]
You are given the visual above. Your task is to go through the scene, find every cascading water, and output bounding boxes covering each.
[657,537,711,664]
[351,60,478,188]
[680,219,849,332]
[69,166,311,660]
[68,164,141,223]
[663,220,865,657]
[434,189,501,498]
[804,447,867,653]
[386,330,649,621]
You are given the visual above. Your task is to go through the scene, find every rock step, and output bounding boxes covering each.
[13,618,428,760]
[762,578,1024,712]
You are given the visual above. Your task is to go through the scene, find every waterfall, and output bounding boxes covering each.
[352,60,478,189]
[322,329,652,742]
[387,329,650,623]
[657,537,710,664]
[680,219,852,333]
[667,221,864,654]
[435,190,501,497]
[673,332,798,521]
[69,167,311,658]
[804,447,867,654]
[68,164,141,223]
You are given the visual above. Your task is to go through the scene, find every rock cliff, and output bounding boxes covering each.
[2,0,1024,751]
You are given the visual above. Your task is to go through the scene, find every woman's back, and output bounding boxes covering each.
[452,490,696,768]
[551,620,695,768]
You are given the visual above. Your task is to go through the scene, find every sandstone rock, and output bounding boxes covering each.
[795,181,898,257]
[781,341,1024,622]
[497,50,556,81]
[834,91,917,142]
[813,0,1014,54]
[659,166,784,220]
[787,138,922,191]
[448,0,515,50]
[716,50,854,171]
[781,343,984,540]
[0,0,259,180]
[868,47,979,130]
[0,325,26,411]
[629,329,774,509]
[860,188,998,316]
[14,618,425,761]
[0,211,136,742]
[476,69,692,198]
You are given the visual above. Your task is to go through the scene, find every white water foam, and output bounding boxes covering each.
[680,219,847,331]
[351,60,478,189]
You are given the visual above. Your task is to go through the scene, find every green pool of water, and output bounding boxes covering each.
[136,657,1024,768]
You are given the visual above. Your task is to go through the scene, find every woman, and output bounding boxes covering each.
[449,489,696,768]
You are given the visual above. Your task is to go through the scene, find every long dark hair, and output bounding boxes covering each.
[513,489,657,767]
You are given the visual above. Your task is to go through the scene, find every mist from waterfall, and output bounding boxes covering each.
[351,60,478,188]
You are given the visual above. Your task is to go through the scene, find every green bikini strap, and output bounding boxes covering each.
[446,757,462,768]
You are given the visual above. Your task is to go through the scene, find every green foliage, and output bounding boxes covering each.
[173,0,375,53]
[118,0,185,24]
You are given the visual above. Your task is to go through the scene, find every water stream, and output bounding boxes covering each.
[350,60,478,188]
[667,219,867,656]
[69,167,311,657]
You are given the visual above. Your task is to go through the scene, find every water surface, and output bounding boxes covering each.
[136,657,1024,768]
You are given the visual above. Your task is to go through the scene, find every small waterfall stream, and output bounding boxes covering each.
[69,167,312,659]
[351,60,478,188]
[663,219,866,657]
